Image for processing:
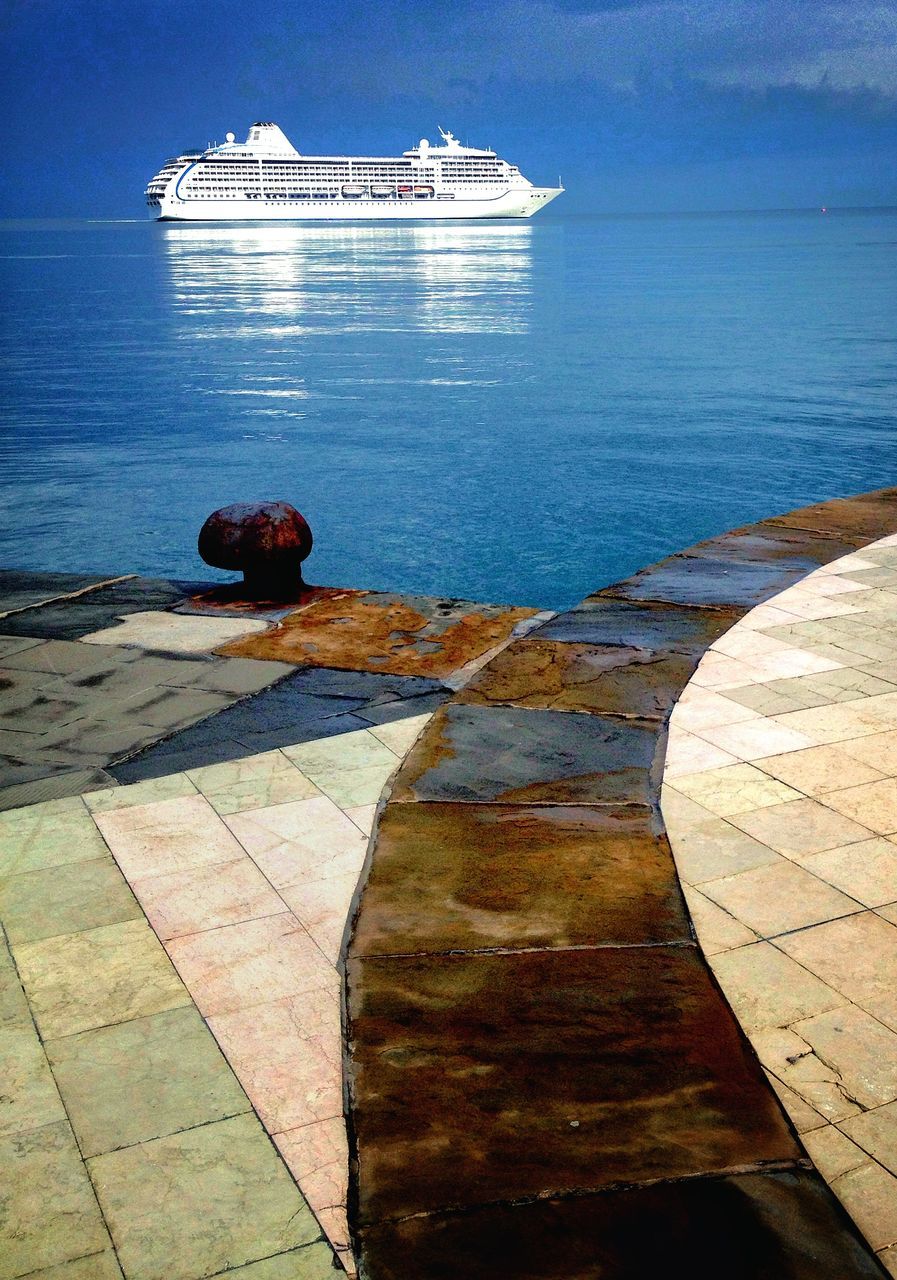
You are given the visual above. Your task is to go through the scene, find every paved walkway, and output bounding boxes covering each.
[663,531,897,1276]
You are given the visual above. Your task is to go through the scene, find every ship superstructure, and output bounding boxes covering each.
[145,123,562,221]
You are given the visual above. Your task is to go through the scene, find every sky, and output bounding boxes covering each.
[2,0,896,216]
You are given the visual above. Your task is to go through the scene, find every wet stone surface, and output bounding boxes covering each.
[0,576,214,640]
[358,1170,885,1280]
[599,552,821,610]
[352,802,691,956]
[346,945,800,1224]
[537,597,740,650]
[0,570,118,618]
[392,703,664,806]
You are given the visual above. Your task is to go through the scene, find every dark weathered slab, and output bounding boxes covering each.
[537,598,739,649]
[598,553,819,609]
[392,703,663,805]
[352,802,690,956]
[0,571,117,618]
[459,639,698,718]
[358,1170,885,1280]
[0,578,212,640]
[346,946,800,1225]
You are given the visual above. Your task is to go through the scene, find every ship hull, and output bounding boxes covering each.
[153,187,562,221]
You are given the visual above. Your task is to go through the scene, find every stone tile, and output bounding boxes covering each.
[839,730,897,775]
[724,681,832,717]
[347,947,799,1223]
[80,609,269,653]
[0,768,115,816]
[664,804,782,885]
[0,935,30,1030]
[666,763,801,817]
[164,655,294,695]
[825,779,897,835]
[88,1112,322,1280]
[0,1120,111,1279]
[803,838,897,907]
[94,793,245,879]
[772,702,889,745]
[0,800,107,876]
[741,649,846,683]
[776,911,897,1008]
[689,650,759,688]
[207,987,342,1134]
[663,727,739,777]
[132,857,286,941]
[709,941,844,1030]
[36,718,167,763]
[729,797,873,860]
[305,761,397,810]
[0,1022,66,1137]
[776,667,897,707]
[803,1125,870,1180]
[700,860,861,937]
[166,914,337,1017]
[85,773,198,812]
[459,640,697,719]
[208,1247,341,1279]
[880,1243,897,1278]
[831,1162,897,1251]
[279,871,360,963]
[601,551,815,610]
[273,1115,349,1229]
[104,686,234,732]
[393,703,662,806]
[758,744,886,797]
[47,1005,249,1157]
[537,597,739,652]
[356,1168,886,1280]
[355,689,448,726]
[681,885,757,955]
[0,856,141,944]
[0,636,46,659]
[792,1004,897,1109]
[0,637,134,675]
[187,751,321,815]
[23,1253,124,1279]
[14,918,189,1039]
[764,1069,828,1133]
[224,796,367,885]
[282,729,397,776]
[842,1102,897,1178]
[753,1027,863,1124]
[354,803,690,957]
[367,712,434,757]
[345,804,377,834]
[711,627,793,660]
[695,717,817,761]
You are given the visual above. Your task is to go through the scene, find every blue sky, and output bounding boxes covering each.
[2,0,896,216]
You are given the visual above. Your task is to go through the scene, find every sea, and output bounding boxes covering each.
[1,211,895,610]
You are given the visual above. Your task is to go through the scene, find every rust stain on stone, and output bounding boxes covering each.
[215,590,538,679]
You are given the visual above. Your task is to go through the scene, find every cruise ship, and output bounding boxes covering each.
[145,123,563,221]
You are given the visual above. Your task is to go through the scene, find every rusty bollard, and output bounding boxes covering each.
[198,501,313,600]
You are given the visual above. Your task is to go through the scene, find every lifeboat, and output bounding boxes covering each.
[413,184,434,198]
[397,184,414,199]
[342,184,367,198]
[370,184,395,198]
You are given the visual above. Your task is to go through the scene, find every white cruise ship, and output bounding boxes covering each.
[145,123,563,221]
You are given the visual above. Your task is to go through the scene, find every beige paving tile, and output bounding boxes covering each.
[839,730,897,775]
[763,1069,827,1133]
[282,728,397,775]
[344,803,377,835]
[14,919,189,1039]
[88,1112,321,1280]
[710,628,793,660]
[879,1242,897,1278]
[699,859,861,938]
[803,838,897,908]
[723,682,820,717]
[23,1253,125,1278]
[771,702,889,745]
[778,666,897,705]
[277,870,360,964]
[367,712,434,757]
[793,1004,897,1109]
[694,717,817,762]
[709,940,844,1030]
[757,744,886,797]
[0,857,141,945]
[187,751,321,816]
[81,609,269,653]
[664,763,801,817]
[665,805,781,885]
[0,937,30,1031]
[689,651,761,689]
[728,797,873,860]
[274,1116,348,1246]
[681,885,756,955]
[225,796,367,885]
[85,774,198,813]
[663,727,739,778]
[166,913,337,1018]
[307,761,397,809]
[842,1101,897,1178]
[211,1246,343,1278]
[208,986,342,1134]
[735,603,806,630]
[46,1005,249,1157]
[752,1027,862,1124]
[0,801,107,877]
[818,553,880,574]
[831,1161,897,1251]
[740,649,845,682]
[825,778,897,836]
[0,1120,111,1279]
[776,911,897,1009]
[670,685,760,732]
[131,857,286,941]
[802,1125,869,1180]
[0,1023,67,1137]
[95,794,245,880]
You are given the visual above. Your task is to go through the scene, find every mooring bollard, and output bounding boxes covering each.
[198,500,313,600]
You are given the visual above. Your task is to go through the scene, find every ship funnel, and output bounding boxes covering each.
[244,122,300,156]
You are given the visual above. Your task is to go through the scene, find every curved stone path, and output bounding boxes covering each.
[346,488,897,1278]
[663,531,897,1274]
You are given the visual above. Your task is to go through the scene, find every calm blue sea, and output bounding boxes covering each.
[1,212,895,609]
